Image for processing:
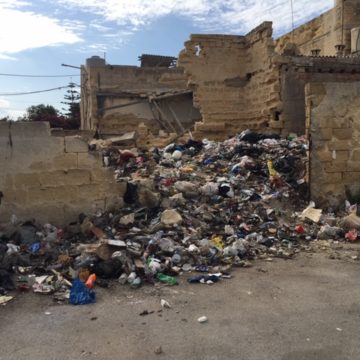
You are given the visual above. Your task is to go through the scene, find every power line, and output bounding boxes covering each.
[0,73,80,78]
[0,85,79,96]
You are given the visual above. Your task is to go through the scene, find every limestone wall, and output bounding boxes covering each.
[0,121,125,226]
[81,62,199,135]
[276,0,360,56]
[277,55,360,136]
[306,82,360,207]
[178,22,282,140]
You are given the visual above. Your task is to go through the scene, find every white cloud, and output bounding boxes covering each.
[0,53,17,61]
[89,23,113,32]
[0,99,25,120]
[0,106,25,120]
[58,0,334,35]
[3,109,26,119]
[0,1,82,57]
[0,98,10,108]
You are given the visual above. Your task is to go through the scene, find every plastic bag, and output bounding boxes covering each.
[69,279,96,305]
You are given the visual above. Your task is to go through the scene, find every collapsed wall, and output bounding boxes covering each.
[178,22,282,140]
[81,57,200,136]
[0,122,125,226]
[306,82,360,207]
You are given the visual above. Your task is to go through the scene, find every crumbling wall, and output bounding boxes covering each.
[178,22,282,140]
[276,0,360,56]
[0,122,125,226]
[306,82,360,207]
[81,61,199,135]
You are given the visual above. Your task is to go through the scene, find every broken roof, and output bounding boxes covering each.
[138,54,177,68]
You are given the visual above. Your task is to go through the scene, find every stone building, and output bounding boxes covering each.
[2,0,360,226]
[79,0,360,207]
[80,54,201,146]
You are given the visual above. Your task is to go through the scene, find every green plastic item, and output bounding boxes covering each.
[156,273,178,286]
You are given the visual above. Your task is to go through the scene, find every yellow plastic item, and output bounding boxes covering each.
[267,160,278,177]
[210,236,224,250]
[181,166,194,173]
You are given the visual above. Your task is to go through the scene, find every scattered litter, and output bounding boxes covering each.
[301,202,322,223]
[0,296,13,305]
[69,279,96,305]
[160,299,171,308]
[197,316,208,323]
[0,130,357,305]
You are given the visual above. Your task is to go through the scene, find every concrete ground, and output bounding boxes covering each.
[1,250,360,360]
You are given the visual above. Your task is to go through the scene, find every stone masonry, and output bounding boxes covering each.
[0,122,125,226]
[306,82,360,207]
[276,0,360,56]
[178,23,281,140]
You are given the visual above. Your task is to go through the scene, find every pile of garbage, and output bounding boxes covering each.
[0,130,358,305]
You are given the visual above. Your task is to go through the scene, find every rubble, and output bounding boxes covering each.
[0,130,358,304]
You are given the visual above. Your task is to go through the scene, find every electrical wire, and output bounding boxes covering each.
[0,85,79,96]
[0,73,79,78]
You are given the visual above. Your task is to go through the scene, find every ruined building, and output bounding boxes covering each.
[79,0,360,207]
[81,0,360,140]
[1,0,360,227]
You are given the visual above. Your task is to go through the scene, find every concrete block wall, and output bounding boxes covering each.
[0,121,125,226]
[306,82,360,207]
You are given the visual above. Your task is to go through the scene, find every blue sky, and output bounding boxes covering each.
[0,0,334,119]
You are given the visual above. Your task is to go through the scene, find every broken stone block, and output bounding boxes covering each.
[138,188,160,208]
[175,181,198,198]
[161,209,183,226]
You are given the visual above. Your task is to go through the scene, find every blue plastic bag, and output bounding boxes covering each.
[29,242,41,253]
[69,279,96,305]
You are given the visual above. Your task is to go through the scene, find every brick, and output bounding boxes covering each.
[39,169,91,187]
[13,173,41,188]
[333,150,349,161]
[52,154,78,169]
[324,161,348,172]
[332,128,353,140]
[2,188,28,203]
[312,128,332,141]
[352,149,360,161]
[315,117,332,128]
[7,121,50,138]
[331,118,351,128]
[77,153,102,169]
[346,161,360,172]
[313,183,342,195]
[313,149,332,161]
[65,136,88,153]
[90,168,115,183]
[328,140,352,151]
[29,154,78,171]
[342,172,360,183]
[312,171,342,184]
